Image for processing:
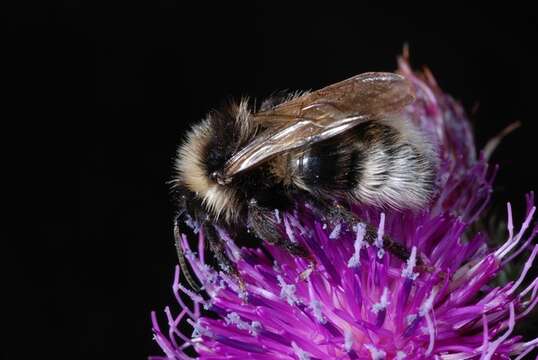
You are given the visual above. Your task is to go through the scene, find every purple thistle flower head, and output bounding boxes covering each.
[151,57,538,359]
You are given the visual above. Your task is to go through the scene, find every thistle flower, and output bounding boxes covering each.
[151,57,538,359]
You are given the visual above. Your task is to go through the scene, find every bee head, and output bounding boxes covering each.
[173,100,255,222]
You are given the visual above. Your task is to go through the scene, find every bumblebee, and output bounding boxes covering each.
[172,72,437,289]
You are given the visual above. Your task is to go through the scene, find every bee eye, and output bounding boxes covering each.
[210,171,230,186]
[209,171,219,181]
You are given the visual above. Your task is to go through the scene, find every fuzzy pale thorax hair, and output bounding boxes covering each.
[174,101,255,223]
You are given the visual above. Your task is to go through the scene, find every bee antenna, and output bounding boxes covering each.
[402,42,411,61]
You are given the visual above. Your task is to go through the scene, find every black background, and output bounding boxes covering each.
[5,2,538,359]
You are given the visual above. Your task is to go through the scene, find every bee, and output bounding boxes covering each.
[172,72,438,290]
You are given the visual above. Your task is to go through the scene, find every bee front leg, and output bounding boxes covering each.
[247,199,310,258]
[203,224,242,281]
[173,215,242,292]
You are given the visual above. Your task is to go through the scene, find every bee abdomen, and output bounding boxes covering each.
[291,134,364,194]
[353,121,437,209]
[291,120,437,210]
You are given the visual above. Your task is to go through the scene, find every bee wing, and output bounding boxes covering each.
[223,72,414,178]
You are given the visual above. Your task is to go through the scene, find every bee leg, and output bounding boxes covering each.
[248,200,310,258]
[307,197,419,265]
[248,203,316,281]
[361,216,436,273]
[332,203,417,262]
[203,223,245,290]
[363,221,412,260]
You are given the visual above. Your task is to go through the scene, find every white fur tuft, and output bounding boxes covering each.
[353,117,438,210]
[173,118,240,222]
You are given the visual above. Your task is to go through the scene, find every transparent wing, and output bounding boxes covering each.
[223,72,414,178]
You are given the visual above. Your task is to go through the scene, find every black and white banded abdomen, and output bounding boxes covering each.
[290,118,438,210]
